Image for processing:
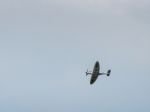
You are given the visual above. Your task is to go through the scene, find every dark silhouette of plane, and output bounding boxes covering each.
[86,61,111,84]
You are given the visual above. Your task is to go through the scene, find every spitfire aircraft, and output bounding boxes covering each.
[86,61,111,84]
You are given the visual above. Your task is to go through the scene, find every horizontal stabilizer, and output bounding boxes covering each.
[107,69,111,76]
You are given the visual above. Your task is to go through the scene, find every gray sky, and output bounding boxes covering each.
[0,0,150,112]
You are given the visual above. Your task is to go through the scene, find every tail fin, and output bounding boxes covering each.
[107,69,111,76]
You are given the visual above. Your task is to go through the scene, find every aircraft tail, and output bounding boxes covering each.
[107,69,111,76]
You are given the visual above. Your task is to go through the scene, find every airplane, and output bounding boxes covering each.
[86,61,111,84]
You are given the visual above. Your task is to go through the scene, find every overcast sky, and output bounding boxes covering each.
[0,0,150,112]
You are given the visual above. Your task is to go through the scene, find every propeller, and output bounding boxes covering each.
[86,69,88,76]
[86,69,92,76]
